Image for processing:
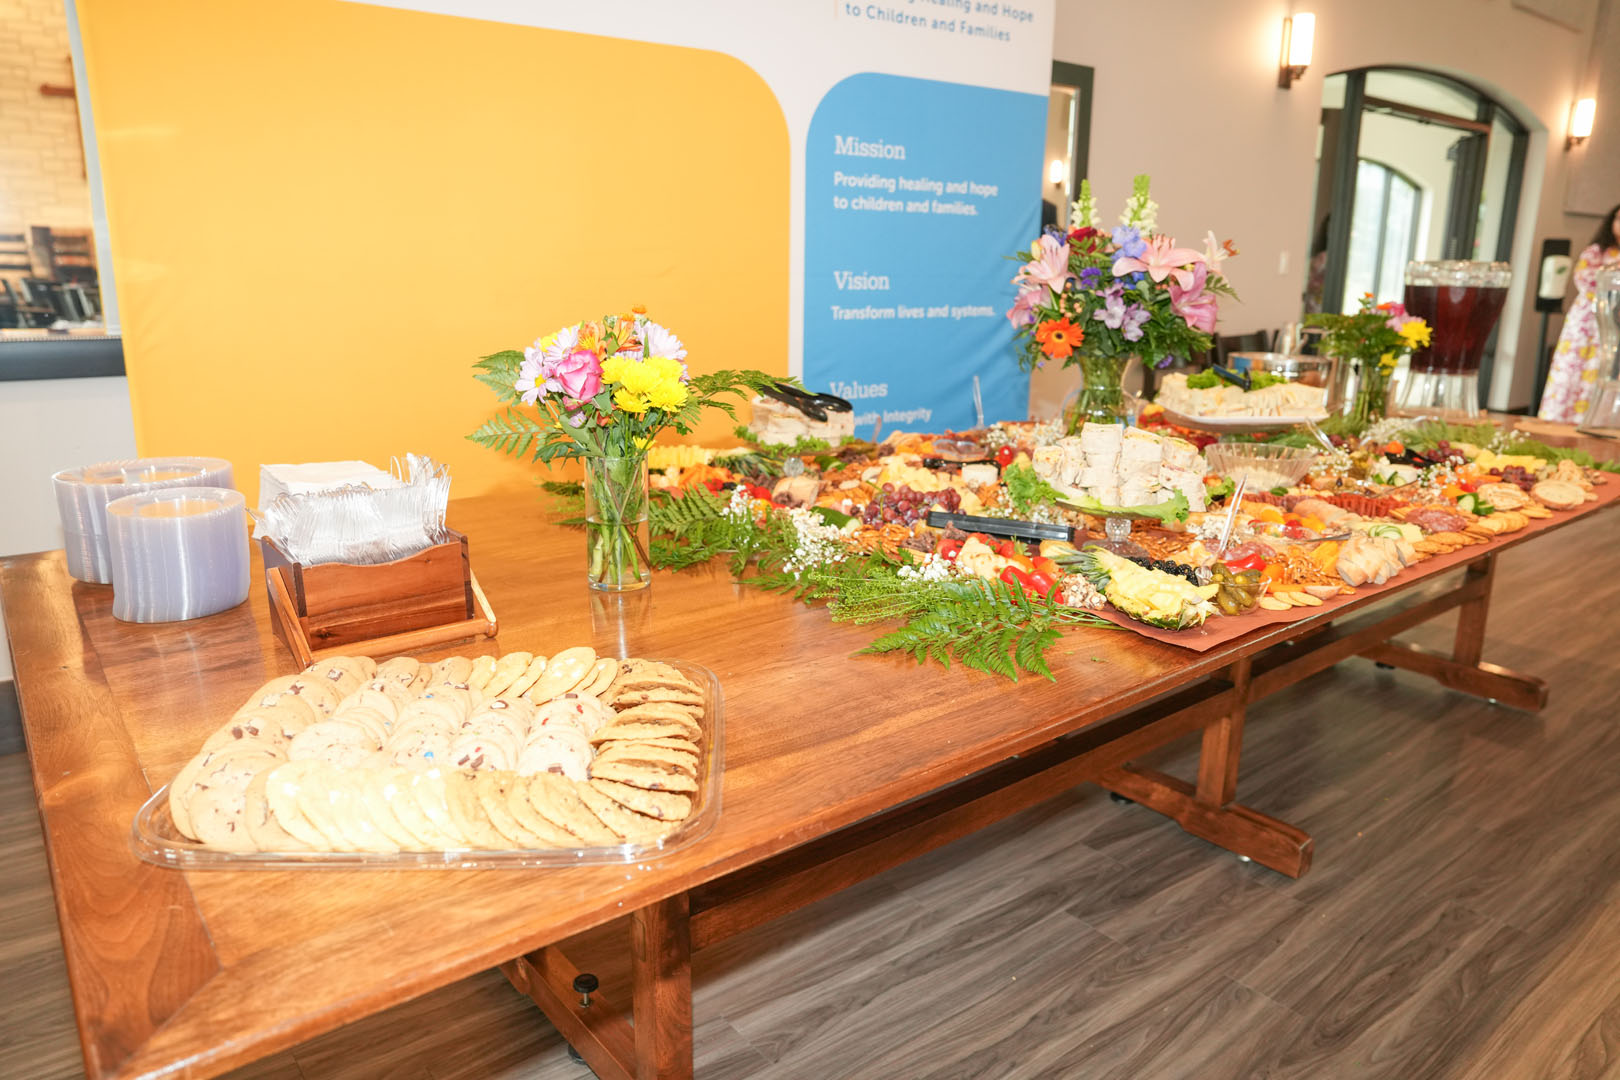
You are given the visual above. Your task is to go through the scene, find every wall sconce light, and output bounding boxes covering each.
[1048,159,1066,185]
[1567,97,1595,150]
[1278,13,1315,89]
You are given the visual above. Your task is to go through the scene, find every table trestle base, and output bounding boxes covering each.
[508,554,1538,1077]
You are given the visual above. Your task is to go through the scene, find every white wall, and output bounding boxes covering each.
[1053,0,1611,410]
[0,376,137,681]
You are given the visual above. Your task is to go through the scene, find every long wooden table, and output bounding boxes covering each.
[6,456,1618,1080]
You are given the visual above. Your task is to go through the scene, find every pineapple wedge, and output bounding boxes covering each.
[1075,546,1218,630]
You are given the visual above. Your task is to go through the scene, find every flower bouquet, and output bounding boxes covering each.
[1305,295,1431,428]
[1007,174,1238,431]
[470,308,779,590]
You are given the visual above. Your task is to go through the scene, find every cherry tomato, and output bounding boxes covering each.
[702,478,726,493]
[937,538,963,562]
[968,532,993,546]
[1027,569,1057,599]
[996,538,1017,558]
[995,445,1017,468]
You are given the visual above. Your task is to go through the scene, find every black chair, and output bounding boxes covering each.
[4,278,56,328]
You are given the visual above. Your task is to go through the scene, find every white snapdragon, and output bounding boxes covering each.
[1120,175,1159,233]
[1069,179,1100,230]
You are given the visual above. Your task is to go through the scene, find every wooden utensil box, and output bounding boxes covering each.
[260,531,496,667]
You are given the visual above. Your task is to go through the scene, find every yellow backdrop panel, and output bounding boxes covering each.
[76,0,789,504]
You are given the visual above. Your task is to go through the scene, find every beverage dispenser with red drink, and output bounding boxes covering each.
[1398,260,1513,419]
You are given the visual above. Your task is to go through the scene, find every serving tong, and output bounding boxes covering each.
[759,381,854,423]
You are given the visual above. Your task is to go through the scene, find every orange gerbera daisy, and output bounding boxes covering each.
[1035,317,1083,360]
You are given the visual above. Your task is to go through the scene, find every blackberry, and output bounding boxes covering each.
[1128,556,1202,584]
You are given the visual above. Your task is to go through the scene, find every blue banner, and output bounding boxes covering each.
[804,72,1045,437]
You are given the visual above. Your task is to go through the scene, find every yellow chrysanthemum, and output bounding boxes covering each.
[612,387,651,414]
[1378,352,1398,372]
[1398,320,1431,349]
[647,379,689,411]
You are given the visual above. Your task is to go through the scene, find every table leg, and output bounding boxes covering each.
[1357,555,1548,712]
[1452,556,1494,667]
[501,892,694,1080]
[633,893,694,1080]
[1098,657,1314,878]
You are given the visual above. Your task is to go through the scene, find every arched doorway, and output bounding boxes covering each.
[1303,67,1530,406]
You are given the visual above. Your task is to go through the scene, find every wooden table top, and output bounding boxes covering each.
[5,452,1618,1080]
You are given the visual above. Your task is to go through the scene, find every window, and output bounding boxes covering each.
[1343,160,1420,309]
[0,0,123,380]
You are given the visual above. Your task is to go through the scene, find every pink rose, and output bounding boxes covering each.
[553,348,603,403]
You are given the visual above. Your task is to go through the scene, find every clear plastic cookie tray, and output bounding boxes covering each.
[131,660,723,869]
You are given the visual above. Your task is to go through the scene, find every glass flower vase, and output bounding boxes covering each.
[584,455,652,592]
[1346,362,1392,429]
[1063,353,1129,434]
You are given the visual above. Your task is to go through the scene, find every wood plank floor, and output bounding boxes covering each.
[6,510,1620,1080]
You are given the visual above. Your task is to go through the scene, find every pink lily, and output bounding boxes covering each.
[1113,234,1205,289]
[1170,261,1219,333]
[1006,283,1042,327]
[1014,233,1074,293]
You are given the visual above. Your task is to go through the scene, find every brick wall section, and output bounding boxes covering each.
[0,0,92,241]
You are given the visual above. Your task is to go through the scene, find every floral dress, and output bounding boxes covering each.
[1539,242,1620,423]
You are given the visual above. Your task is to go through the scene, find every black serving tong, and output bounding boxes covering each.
[1210,364,1252,391]
[759,381,854,423]
[924,510,1076,543]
